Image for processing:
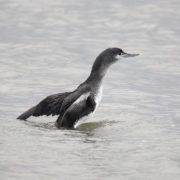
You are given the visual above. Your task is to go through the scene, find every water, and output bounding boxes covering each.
[0,0,180,179]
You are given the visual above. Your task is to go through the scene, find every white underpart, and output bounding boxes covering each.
[94,85,103,110]
[74,85,103,128]
[73,92,90,105]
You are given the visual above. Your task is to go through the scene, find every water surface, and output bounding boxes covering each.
[0,0,180,179]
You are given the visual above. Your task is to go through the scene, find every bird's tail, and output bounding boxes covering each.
[17,106,36,120]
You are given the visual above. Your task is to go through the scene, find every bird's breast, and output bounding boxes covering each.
[94,85,103,108]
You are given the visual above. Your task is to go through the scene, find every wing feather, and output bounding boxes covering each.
[17,92,71,120]
[57,94,96,128]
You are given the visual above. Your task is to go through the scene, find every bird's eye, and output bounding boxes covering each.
[118,49,123,55]
[119,50,125,55]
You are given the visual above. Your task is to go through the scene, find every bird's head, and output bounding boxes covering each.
[90,47,139,77]
[102,47,139,64]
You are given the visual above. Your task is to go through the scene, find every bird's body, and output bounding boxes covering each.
[17,48,139,129]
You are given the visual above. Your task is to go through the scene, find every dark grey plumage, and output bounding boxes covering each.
[17,47,139,128]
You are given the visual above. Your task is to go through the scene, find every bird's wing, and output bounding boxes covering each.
[57,94,96,128]
[17,92,71,120]
[58,86,91,115]
[33,92,71,116]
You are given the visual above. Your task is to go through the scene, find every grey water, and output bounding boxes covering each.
[0,0,180,179]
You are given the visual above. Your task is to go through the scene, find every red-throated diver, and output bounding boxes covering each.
[17,48,139,128]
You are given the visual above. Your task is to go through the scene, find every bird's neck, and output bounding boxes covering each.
[81,57,111,88]
[83,67,108,88]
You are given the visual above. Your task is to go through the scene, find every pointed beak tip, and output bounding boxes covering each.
[122,53,140,58]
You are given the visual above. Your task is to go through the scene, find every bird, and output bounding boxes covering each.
[17,48,139,129]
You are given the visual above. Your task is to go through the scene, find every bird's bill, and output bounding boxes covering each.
[121,52,139,58]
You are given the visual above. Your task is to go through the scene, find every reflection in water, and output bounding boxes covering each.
[24,121,58,131]
[76,119,118,131]
[24,117,118,132]
[0,0,180,180]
